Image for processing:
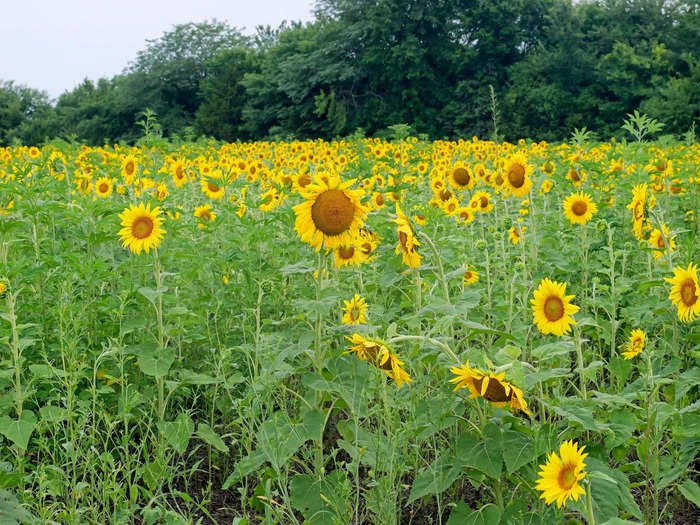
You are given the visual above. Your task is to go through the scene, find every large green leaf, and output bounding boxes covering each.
[158,413,194,454]
[0,411,37,451]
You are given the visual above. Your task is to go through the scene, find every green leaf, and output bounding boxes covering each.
[158,413,194,454]
[501,430,535,474]
[196,423,228,453]
[0,489,35,524]
[675,368,700,403]
[408,454,463,503]
[135,346,175,378]
[222,449,265,490]
[447,502,502,525]
[678,479,700,508]
[0,411,37,450]
[531,340,574,361]
[138,286,168,305]
[455,427,502,479]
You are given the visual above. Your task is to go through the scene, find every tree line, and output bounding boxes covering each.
[1,0,698,146]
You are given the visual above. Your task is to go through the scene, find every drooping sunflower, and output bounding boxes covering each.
[449,362,530,414]
[622,329,645,360]
[94,177,113,198]
[648,225,675,260]
[463,266,479,285]
[508,225,526,245]
[172,160,188,187]
[293,174,367,251]
[194,204,216,227]
[626,184,650,241]
[341,294,368,325]
[345,334,412,387]
[665,263,700,323]
[531,278,580,336]
[394,204,421,268]
[536,440,588,508]
[118,202,166,255]
[503,153,533,197]
[448,162,475,190]
[562,192,598,225]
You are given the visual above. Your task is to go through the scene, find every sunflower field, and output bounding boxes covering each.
[0,131,698,524]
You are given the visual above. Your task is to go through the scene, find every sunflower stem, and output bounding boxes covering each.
[584,480,596,525]
[573,325,587,400]
[389,335,460,366]
[419,231,450,304]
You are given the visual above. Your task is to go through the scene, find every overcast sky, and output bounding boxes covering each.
[1,0,315,99]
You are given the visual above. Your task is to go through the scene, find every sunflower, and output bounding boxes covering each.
[342,294,368,325]
[508,225,526,245]
[622,329,645,359]
[194,204,216,227]
[333,244,367,268]
[463,266,479,285]
[172,160,188,187]
[626,184,650,241]
[0,280,6,296]
[503,153,533,197]
[665,263,700,322]
[121,155,138,182]
[536,440,588,508]
[449,362,530,414]
[201,171,226,199]
[470,191,493,213]
[345,334,412,387]
[293,174,367,251]
[540,179,554,194]
[531,278,580,336]
[562,192,597,225]
[394,204,421,268]
[648,224,675,260]
[118,202,166,255]
[94,177,113,198]
[457,207,475,224]
[448,162,475,190]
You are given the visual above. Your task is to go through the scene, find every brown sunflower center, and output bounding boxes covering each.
[680,279,697,307]
[508,163,525,188]
[571,200,588,216]
[465,271,473,280]
[558,465,577,490]
[570,169,581,182]
[175,166,184,179]
[338,246,355,259]
[98,183,109,193]
[131,216,154,239]
[439,189,452,202]
[207,182,221,193]
[297,174,311,188]
[656,236,665,249]
[452,167,470,186]
[310,189,355,236]
[399,230,409,250]
[375,194,384,206]
[472,377,511,402]
[125,161,135,176]
[543,295,565,322]
[479,196,489,208]
[200,211,211,221]
[361,242,373,255]
[633,201,645,220]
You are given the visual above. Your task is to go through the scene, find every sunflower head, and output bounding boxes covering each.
[345,334,412,387]
[665,263,700,323]
[563,192,597,225]
[622,329,646,359]
[536,440,588,508]
[342,294,368,325]
[118,202,166,255]
[531,278,580,336]
[293,174,367,251]
[503,153,533,197]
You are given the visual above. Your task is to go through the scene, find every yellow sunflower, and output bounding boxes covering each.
[503,153,533,197]
[622,329,645,359]
[447,162,475,190]
[449,362,530,414]
[345,334,412,387]
[333,244,367,268]
[562,192,598,225]
[648,225,675,260]
[470,191,493,213]
[665,263,700,322]
[457,207,475,224]
[394,204,421,268]
[536,440,587,508]
[94,177,113,198]
[172,160,188,187]
[118,202,166,255]
[341,294,368,325]
[626,184,650,241]
[121,155,138,182]
[531,278,580,336]
[293,174,367,251]
[508,225,526,245]
[194,204,216,227]
[201,171,226,199]
[463,266,479,285]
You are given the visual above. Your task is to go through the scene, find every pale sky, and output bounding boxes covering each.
[0,0,315,99]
